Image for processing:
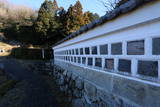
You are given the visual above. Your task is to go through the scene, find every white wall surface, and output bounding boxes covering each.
[53,1,160,83]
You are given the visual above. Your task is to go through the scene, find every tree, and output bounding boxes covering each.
[83,11,91,25]
[56,7,67,37]
[83,11,100,24]
[34,0,58,40]
[99,0,121,13]
[65,1,85,34]
[99,0,130,13]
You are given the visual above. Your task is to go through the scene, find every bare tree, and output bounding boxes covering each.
[98,0,121,13]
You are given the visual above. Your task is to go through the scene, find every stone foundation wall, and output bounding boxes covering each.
[53,60,160,107]
[53,65,124,107]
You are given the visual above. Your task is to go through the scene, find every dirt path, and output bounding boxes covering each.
[0,59,58,107]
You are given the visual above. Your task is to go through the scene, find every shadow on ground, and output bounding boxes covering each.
[0,49,71,107]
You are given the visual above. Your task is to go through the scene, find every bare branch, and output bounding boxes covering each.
[98,0,121,13]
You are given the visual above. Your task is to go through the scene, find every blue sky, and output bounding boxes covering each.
[9,0,107,16]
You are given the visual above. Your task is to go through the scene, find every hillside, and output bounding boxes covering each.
[0,0,36,26]
[0,0,38,46]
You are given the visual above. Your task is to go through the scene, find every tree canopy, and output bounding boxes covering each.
[34,0,58,38]
[0,0,100,47]
[34,0,100,46]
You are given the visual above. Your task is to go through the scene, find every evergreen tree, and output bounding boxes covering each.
[56,7,67,37]
[83,11,92,25]
[83,11,100,25]
[34,0,58,40]
[34,0,100,45]
[65,1,85,34]
[65,1,100,35]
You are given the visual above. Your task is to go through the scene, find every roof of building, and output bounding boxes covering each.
[53,0,156,47]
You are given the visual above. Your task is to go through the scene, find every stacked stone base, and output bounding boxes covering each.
[53,65,134,107]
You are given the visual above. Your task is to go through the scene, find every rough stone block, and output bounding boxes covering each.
[118,59,131,73]
[60,86,65,92]
[84,81,97,102]
[71,73,78,80]
[63,70,68,76]
[97,89,122,107]
[152,38,160,55]
[105,59,114,70]
[72,99,84,107]
[66,70,72,78]
[73,89,82,98]
[138,61,158,77]
[63,84,68,92]
[83,95,92,105]
[112,76,146,106]
[100,44,108,55]
[127,40,144,55]
[75,77,84,90]
[145,84,160,106]
[111,43,122,55]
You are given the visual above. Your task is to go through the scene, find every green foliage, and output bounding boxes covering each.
[56,7,67,37]
[34,0,59,40]
[34,0,100,45]
[3,24,41,45]
[88,13,100,22]
[0,0,100,46]
[65,1,85,34]
[83,12,100,24]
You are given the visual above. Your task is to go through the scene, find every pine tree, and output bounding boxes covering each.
[56,7,67,37]
[65,1,85,34]
[34,0,58,40]
[84,12,99,23]
[83,11,91,25]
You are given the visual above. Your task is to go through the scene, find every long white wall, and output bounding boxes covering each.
[53,1,160,84]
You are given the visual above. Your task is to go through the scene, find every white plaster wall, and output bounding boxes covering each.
[54,20,160,53]
[53,1,160,82]
[53,1,160,50]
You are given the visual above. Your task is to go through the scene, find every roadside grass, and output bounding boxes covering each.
[0,80,17,99]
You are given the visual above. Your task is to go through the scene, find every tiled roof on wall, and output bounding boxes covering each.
[54,0,155,46]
